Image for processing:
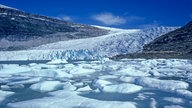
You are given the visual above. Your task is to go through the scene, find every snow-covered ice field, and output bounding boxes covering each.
[0,58,192,108]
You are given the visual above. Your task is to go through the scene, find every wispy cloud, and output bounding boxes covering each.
[92,12,145,26]
[57,15,73,21]
[92,13,127,25]
[62,16,73,21]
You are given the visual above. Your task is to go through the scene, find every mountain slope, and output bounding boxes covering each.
[112,21,192,59]
[143,21,192,53]
[0,4,108,51]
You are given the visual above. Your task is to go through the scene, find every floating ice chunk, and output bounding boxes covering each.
[102,83,142,94]
[119,76,136,83]
[1,85,11,91]
[47,59,68,65]
[164,105,184,108]
[29,69,58,77]
[154,68,186,77]
[150,98,157,108]
[55,70,73,78]
[62,82,76,91]
[77,86,92,92]
[134,93,148,100]
[30,81,63,92]
[8,90,136,108]
[163,97,184,104]
[149,70,161,76]
[114,66,150,76]
[92,79,112,90]
[176,89,192,98]
[28,63,37,66]
[143,92,155,95]
[141,60,159,67]
[0,64,31,75]
[73,82,84,87]
[8,77,43,85]
[69,66,96,75]
[0,76,30,85]
[26,69,73,78]
[0,90,14,104]
[98,75,118,80]
[134,77,189,91]
[79,101,137,108]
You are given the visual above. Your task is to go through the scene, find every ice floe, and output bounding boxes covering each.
[163,97,184,104]
[0,90,14,105]
[0,64,31,75]
[102,83,142,94]
[30,81,63,92]
[164,105,184,108]
[134,77,189,91]
[7,91,137,108]
[150,98,157,108]
[0,58,192,108]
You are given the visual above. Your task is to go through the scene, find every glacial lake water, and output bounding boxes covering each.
[0,59,192,108]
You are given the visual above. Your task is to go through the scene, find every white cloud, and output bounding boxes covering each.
[62,16,73,21]
[57,15,73,21]
[92,13,127,25]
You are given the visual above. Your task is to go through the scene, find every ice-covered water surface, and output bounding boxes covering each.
[0,58,192,108]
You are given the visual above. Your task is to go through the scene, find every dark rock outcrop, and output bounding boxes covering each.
[0,5,108,51]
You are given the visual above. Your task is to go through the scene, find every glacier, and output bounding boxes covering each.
[0,26,178,61]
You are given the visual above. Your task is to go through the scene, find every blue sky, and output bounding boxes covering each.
[0,0,192,28]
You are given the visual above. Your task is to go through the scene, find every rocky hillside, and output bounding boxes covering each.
[143,21,192,53]
[112,21,192,59]
[0,4,108,51]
